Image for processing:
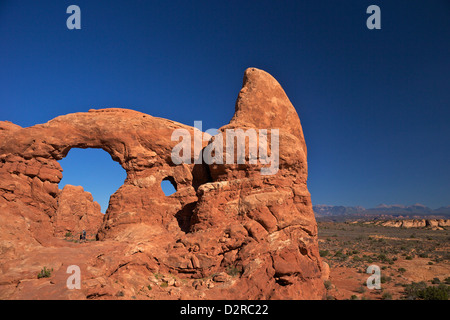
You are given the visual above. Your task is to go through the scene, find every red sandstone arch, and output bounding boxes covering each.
[0,68,326,299]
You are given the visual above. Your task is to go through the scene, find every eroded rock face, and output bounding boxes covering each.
[0,68,325,299]
[54,185,103,238]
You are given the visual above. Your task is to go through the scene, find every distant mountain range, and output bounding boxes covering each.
[313,203,450,218]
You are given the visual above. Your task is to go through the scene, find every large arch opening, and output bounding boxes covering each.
[58,148,126,213]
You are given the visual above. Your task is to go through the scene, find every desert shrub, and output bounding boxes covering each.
[381,276,392,284]
[404,282,450,300]
[226,266,242,277]
[377,253,392,263]
[341,255,349,261]
[361,254,374,263]
[445,277,450,285]
[420,284,449,300]
[398,267,406,273]
[65,232,72,238]
[334,250,343,258]
[405,256,413,260]
[377,253,386,260]
[319,250,330,257]
[153,273,162,280]
[350,295,358,300]
[404,281,426,299]
[324,280,332,290]
[382,292,393,300]
[431,278,441,284]
[37,266,53,279]
[356,286,366,294]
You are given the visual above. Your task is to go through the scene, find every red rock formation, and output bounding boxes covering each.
[54,185,104,238]
[188,68,323,298]
[0,68,325,299]
[376,219,450,230]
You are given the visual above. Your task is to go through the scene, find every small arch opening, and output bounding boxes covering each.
[161,176,177,196]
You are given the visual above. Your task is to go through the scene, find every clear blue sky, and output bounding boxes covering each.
[1,0,449,211]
